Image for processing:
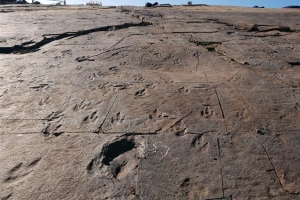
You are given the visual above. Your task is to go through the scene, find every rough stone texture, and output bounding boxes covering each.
[0,4,300,200]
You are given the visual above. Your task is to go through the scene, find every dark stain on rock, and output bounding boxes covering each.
[180,178,191,187]
[191,134,203,147]
[87,138,135,171]
[102,138,135,166]
[1,193,13,200]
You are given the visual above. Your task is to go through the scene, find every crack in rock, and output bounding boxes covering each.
[0,22,152,54]
[188,38,223,47]
[288,61,300,67]
[248,24,294,32]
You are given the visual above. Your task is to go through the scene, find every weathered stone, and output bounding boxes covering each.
[0,4,299,200]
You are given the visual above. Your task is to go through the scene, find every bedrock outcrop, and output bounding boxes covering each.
[0,4,300,200]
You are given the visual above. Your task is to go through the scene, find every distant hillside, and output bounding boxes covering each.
[283,5,300,8]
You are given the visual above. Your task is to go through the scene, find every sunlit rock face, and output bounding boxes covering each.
[0,4,300,200]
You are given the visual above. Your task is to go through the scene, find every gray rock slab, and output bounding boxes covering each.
[0,4,299,200]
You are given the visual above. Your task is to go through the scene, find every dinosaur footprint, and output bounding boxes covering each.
[73,100,92,111]
[148,108,169,121]
[236,108,250,121]
[82,110,99,124]
[178,86,190,93]
[169,119,187,136]
[200,106,215,119]
[111,112,125,124]
[42,110,64,136]
[134,74,145,82]
[4,158,42,183]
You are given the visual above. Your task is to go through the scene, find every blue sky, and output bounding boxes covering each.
[38,0,300,8]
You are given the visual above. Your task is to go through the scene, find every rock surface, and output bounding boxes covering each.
[0,4,300,200]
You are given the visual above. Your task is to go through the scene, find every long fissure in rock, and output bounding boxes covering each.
[248,25,294,32]
[0,22,152,54]
[288,62,300,67]
[188,38,223,47]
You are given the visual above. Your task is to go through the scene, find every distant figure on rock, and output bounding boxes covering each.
[145,2,158,7]
[253,5,265,8]
[145,2,153,7]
